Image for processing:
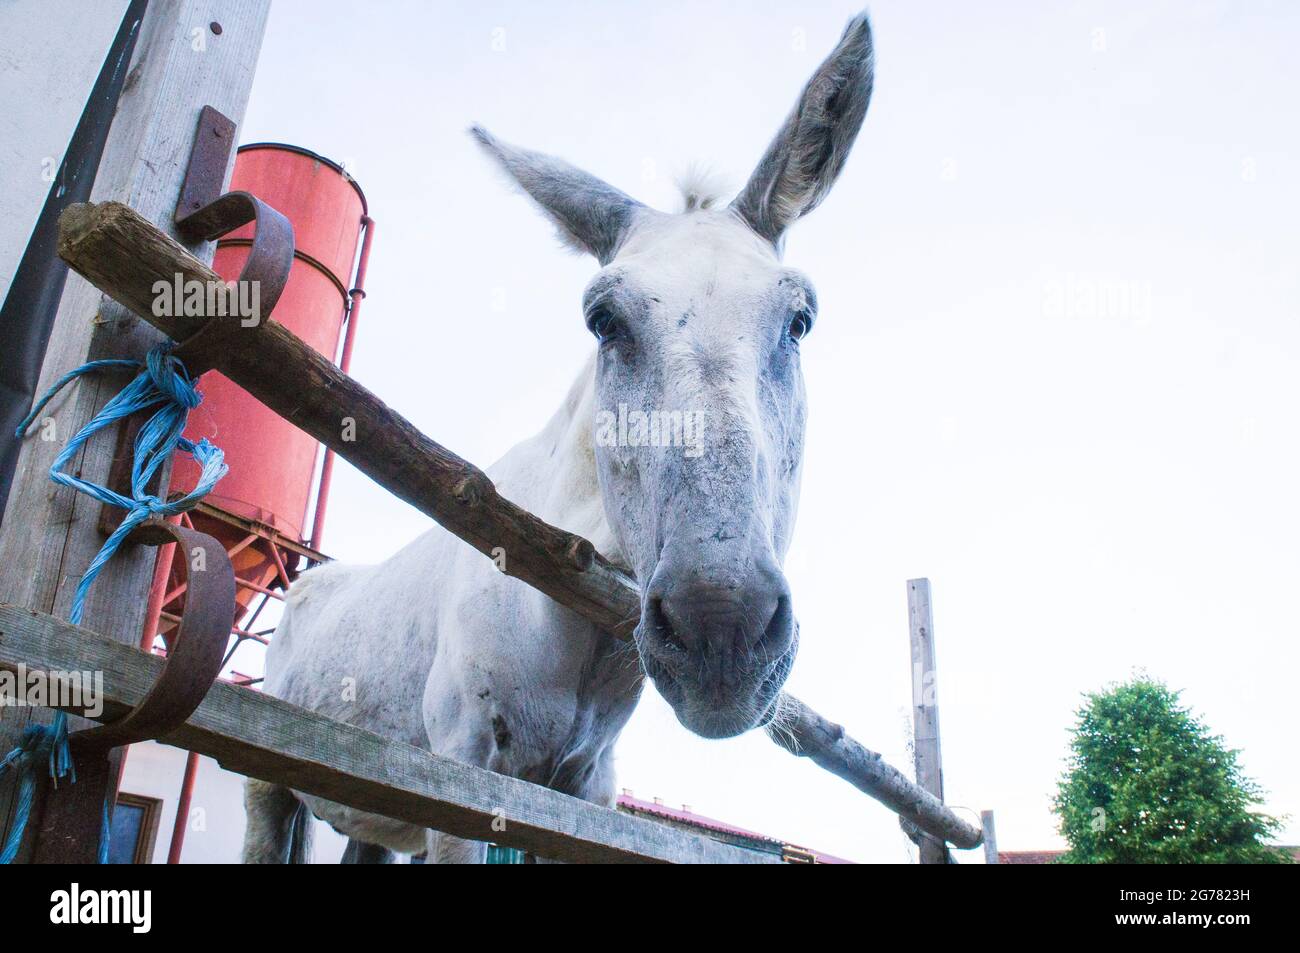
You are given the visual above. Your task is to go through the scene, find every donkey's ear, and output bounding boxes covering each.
[731,12,874,247]
[471,125,644,264]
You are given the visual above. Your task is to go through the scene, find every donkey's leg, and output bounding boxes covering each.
[426,829,489,864]
[242,779,315,864]
[424,712,490,863]
[526,746,620,864]
[341,838,397,864]
[568,744,619,808]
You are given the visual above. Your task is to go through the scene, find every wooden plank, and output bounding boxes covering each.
[0,0,271,860]
[54,199,984,852]
[981,809,998,865]
[0,603,778,864]
[907,578,948,863]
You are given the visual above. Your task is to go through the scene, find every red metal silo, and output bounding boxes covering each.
[151,144,371,637]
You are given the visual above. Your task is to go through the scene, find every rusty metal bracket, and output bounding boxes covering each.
[174,105,237,226]
[170,106,295,373]
[34,521,234,862]
[71,521,236,752]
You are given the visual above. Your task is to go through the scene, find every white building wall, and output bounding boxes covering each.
[0,0,129,300]
[119,741,351,864]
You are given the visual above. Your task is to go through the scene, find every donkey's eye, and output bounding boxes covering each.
[788,309,814,342]
[586,305,621,342]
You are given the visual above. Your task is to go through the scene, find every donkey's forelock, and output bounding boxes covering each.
[675,165,729,213]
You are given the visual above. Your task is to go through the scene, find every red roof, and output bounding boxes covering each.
[998,850,1064,864]
[616,794,853,864]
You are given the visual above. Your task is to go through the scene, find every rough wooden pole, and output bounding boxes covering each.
[0,0,270,860]
[767,697,981,849]
[53,200,983,851]
[907,578,948,863]
[981,809,999,864]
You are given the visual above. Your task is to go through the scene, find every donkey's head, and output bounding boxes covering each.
[474,13,873,737]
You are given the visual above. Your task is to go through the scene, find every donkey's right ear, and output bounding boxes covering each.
[731,12,874,248]
[471,125,644,265]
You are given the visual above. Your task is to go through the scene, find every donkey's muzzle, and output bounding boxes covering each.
[640,555,796,737]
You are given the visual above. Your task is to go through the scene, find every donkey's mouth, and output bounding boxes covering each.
[636,625,798,739]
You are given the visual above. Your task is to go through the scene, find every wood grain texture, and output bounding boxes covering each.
[55,199,983,852]
[0,603,777,864]
[0,0,270,859]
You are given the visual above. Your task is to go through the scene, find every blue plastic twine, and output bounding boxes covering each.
[17,345,228,626]
[1,343,225,863]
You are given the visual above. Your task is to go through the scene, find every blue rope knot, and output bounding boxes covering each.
[3,342,225,863]
[0,711,74,863]
[15,342,228,626]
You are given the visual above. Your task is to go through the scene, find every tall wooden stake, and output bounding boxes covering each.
[981,809,999,864]
[908,577,947,864]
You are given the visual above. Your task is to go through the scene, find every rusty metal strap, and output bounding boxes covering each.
[170,191,293,374]
[71,521,235,752]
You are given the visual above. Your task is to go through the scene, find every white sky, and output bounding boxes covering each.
[234,0,1299,862]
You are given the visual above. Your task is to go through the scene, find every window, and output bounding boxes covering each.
[107,793,162,864]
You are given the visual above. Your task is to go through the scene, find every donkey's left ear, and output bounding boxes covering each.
[471,125,644,264]
[731,12,874,247]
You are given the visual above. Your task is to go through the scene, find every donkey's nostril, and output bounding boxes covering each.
[655,587,707,655]
[646,595,689,653]
[762,594,795,658]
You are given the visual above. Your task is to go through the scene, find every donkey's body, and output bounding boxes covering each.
[244,11,874,863]
[249,358,640,862]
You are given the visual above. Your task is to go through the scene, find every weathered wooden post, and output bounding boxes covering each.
[907,577,947,864]
[0,0,270,861]
[981,809,999,864]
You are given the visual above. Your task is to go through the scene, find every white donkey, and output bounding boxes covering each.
[244,11,874,863]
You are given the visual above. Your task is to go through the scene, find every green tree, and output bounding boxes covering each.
[1053,677,1290,863]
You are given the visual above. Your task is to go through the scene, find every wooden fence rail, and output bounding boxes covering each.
[53,200,982,852]
[0,604,776,864]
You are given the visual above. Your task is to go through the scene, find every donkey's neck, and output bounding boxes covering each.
[487,353,627,570]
